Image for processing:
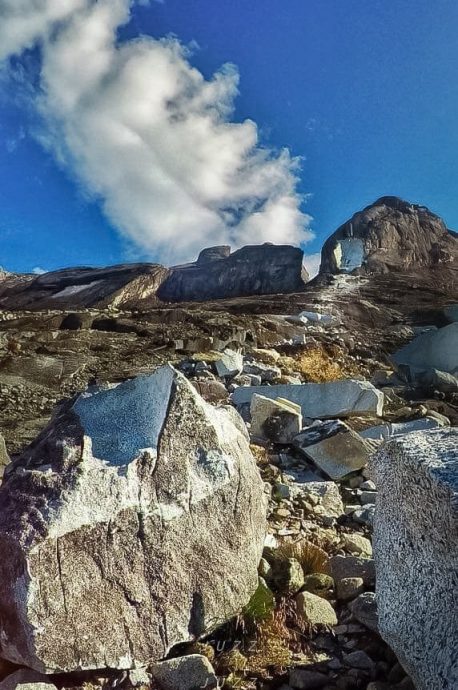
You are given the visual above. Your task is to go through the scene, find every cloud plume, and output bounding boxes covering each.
[0,0,313,263]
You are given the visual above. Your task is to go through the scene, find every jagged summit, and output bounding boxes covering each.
[320,196,458,275]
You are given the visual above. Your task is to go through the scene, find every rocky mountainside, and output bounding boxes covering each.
[320,196,458,275]
[0,244,308,311]
[0,198,456,690]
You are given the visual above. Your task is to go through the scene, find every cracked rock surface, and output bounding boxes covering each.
[0,366,267,673]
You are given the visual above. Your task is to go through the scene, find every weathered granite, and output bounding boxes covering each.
[371,429,458,690]
[0,365,267,672]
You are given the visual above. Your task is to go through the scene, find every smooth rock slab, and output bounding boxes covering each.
[293,420,373,480]
[0,365,267,672]
[392,322,458,375]
[360,415,449,441]
[232,380,384,418]
[371,429,458,690]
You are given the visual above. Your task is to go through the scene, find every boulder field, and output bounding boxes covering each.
[0,196,456,690]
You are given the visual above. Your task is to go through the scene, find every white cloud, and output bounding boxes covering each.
[0,0,313,263]
[32,266,46,274]
[304,252,321,278]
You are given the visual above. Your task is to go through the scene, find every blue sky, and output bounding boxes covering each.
[0,0,457,273]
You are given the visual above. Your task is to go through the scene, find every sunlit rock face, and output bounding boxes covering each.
[158,244,309,301]
[320,196,458,275]
[0,366,267,673]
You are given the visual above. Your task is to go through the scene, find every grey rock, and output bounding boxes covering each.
[250,394,302,444]
[0,366,267,672]
[291,481,344,518]
[340,533,372,558]
[360,490,377,505]
[343,650,374,670]
[352,505,375,527]
[372,429,458,689]
[360,415,449,441]
[232,380,384,418]
[295,591,338,627]
[150,654,218,690]
[289,668,329,688]
[393,322,458,376]
[214,349,243,378]
[399,366,458,394]
[336,577,364,602]
[0,671,57,690]
[293,420,373,481]
[329,555,375,587]
[349,592,378,633]
[243,361,281,382]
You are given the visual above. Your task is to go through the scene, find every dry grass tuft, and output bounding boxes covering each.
[246,607,293,673]
[249,444,270,467]
[279,344,360,383]
[276,540,330,576]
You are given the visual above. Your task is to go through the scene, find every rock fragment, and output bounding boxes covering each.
[293,420,372,480]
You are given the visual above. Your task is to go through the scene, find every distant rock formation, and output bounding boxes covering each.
[320,196,458,275]
[0,244,308,310]
[0,263,169,311]
[158,244,309,302]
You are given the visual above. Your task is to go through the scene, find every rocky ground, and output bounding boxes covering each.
[0,197,456,690]
[0,267,456,690]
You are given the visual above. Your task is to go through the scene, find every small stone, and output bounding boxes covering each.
[336,577,364,602]
[214,349,243,378]
[273,482,291,500]
[289,669,329,688]
[352,504,375,527]
[272,558,305,595]
[360,491,377,505]
[340,533,372,558]
[329,555,375,586]
[258,558,272,579]
[295,591,338,627]
[128,668,151,687]
[150,655,218,690]
[349,592,378,633]
[360,480,376,491]
[342,650,374,670]
[302,573,335,598]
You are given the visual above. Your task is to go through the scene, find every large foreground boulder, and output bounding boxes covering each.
[371,429,458,690]
[0,366,267,672]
